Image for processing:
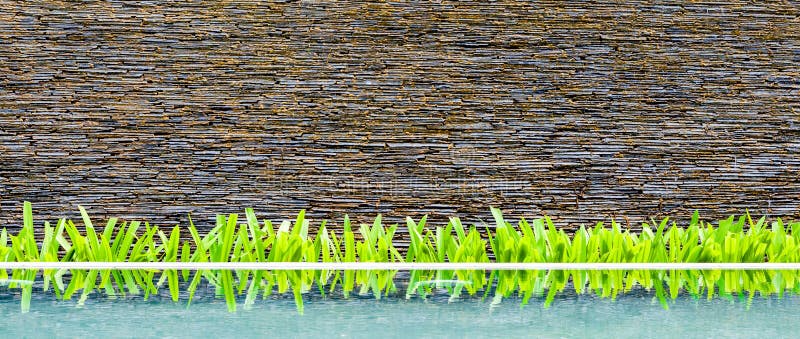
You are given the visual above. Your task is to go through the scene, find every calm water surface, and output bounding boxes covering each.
[2,290,798,338]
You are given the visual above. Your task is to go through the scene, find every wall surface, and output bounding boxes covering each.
[1,1,799,233]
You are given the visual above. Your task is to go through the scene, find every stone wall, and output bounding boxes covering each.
[1,1,799,233]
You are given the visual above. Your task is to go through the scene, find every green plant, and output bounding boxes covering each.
[2,202,800,313]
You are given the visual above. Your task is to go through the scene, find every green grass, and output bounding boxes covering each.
[2,202,800,313]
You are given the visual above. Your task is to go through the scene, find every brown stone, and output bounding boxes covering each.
[0,2,798,243]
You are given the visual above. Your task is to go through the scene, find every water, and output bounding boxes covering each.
[2,290,799,338]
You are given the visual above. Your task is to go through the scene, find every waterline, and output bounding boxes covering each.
[2,262,800,271]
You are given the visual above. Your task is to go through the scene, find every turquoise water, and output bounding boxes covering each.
[2,289,799,338]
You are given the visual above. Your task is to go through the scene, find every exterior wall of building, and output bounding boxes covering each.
[1,2,799,230]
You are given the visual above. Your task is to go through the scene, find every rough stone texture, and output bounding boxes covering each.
[1,1,799,237]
